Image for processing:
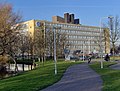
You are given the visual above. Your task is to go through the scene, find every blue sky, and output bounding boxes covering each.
[2,0,120,26]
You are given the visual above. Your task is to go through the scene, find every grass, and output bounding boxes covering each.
[90,61,120,91]
[110,56,120,61]
[0,60,82,91]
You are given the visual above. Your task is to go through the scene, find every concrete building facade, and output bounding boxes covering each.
[21,19,110,56]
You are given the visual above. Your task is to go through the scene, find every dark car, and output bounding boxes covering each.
[79,56,88,60]
[70,56,79,61]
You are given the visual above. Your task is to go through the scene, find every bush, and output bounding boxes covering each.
[0,65,7,78]
[9,59,33,65]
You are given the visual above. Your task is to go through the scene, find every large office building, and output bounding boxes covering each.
[21,13,110,56]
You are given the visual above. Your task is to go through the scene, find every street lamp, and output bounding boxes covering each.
[82,43,84,61]
[53,26,61,75]
[82,41,85,61]
[100,16,113,69]
[88,39,91,54]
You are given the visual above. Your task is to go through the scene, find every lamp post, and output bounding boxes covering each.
[88,39,91,54]
[100,16,113,69]
[53,26,61,75]
[83,42,84,61]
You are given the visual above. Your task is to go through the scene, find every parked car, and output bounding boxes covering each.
[79,56,89,60]
[70,56,79,61]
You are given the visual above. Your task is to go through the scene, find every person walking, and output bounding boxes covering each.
[88,54,92,64]
[104,54,110,61]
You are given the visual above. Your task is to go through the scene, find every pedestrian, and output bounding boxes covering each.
[88,54,92,64]
[104,54,110,61]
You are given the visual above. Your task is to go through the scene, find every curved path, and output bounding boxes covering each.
[41,63,102,91]
[110,62,120,70]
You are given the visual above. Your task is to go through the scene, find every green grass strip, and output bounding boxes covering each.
[90,61,120,91]
[0,60,82,91]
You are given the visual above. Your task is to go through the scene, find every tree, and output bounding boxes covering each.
[56,31,68,58]
[0,2,22,72]
[108,16,120,55]
[118,45,120,53]
[93,33,104,54]
[45,28,69,59]
[34,28,45,64]
[46,27,64,59]
[93,28,108,56]
[45,28,54,59]
[19,33,31,60]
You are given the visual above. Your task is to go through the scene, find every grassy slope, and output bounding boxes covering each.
[0,61,82,91]
[90,62,120,91]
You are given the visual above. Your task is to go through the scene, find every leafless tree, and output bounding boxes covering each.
[56,31,68,58]
[108,16,120,55]
[45,28,54,59]
[93,28,107,56]
[19,33,30,60]
[34,28,45,64]
[0,2,22,72]
[45,28,69,59]
[47,29,69,59]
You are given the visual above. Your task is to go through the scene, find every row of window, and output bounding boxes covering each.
[69,45,98,50]
[70,46,105,53]
[68,35,100,39]
[59,29,101,35]
[45,22,101,32]
[69,40,99,44]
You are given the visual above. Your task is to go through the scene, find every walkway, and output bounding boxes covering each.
[41,63,103,91]
[110,61,120,70]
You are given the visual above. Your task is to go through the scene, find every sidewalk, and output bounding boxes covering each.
[41,63,103,91]
[110,61,120,70]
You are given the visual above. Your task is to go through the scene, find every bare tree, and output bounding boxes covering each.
[34,28,45,64]
[45,28,68,59]
[93,28,107,55]
[108,16,120,55]
[0,2,22,72]
[46,28,54,59]
[19,33,31,60]
[56,31,68,58]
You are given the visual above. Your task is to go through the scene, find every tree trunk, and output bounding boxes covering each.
[38,57,40,62]
[112,42,115,56]
[41,56,44,66]
[22,64,24,71]
[11,57,18,73]
[44,53,46,62]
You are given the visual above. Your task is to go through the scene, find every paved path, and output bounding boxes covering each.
[41,63,103,91]
[110,62,120,70]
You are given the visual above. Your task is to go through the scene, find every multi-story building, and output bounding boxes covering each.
[21,13,110,57]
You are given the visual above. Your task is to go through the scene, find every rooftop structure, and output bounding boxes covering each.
[52,13,80,24]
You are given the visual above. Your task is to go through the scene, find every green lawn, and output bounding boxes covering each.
[90,61,120,91]
[110,56,120,61]
[0,60,82,91]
